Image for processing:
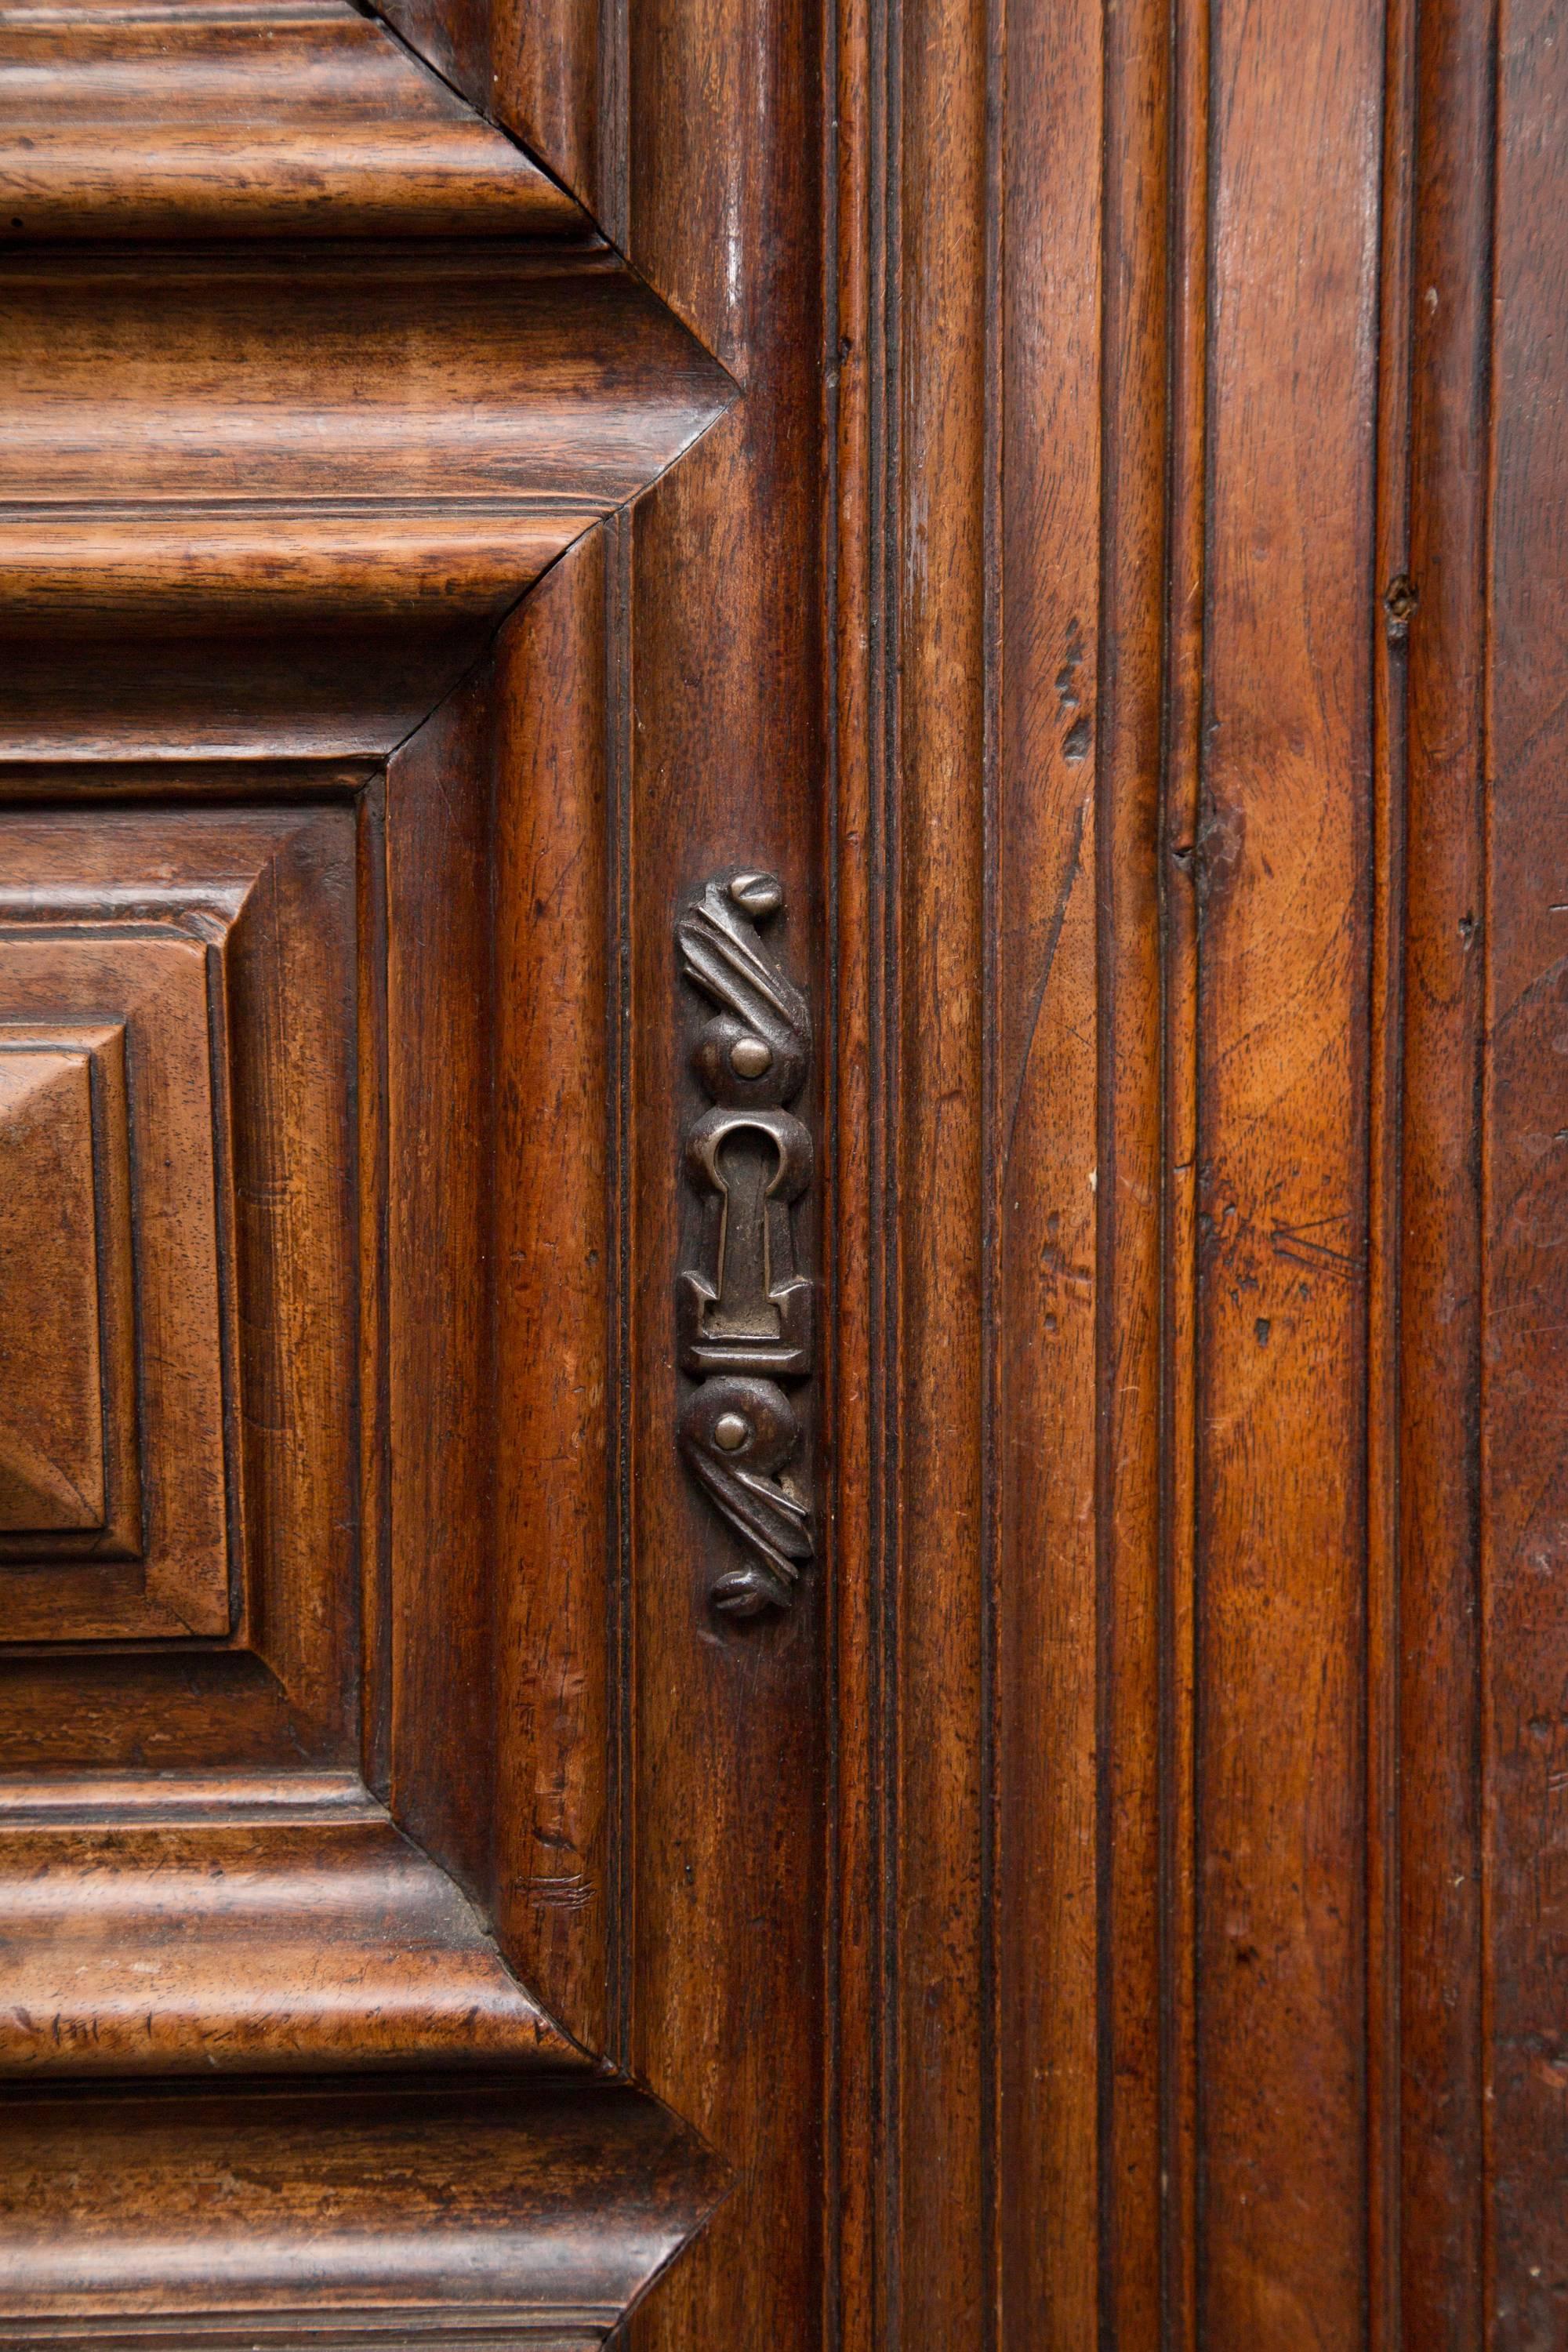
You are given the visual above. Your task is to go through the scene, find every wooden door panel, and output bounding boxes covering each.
[832,0,1568,2344]
[0,5,733,2340]
[0,804,358,1652]
[3,0,1567,2344]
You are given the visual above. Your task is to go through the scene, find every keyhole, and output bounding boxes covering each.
[709,1130,782,1340]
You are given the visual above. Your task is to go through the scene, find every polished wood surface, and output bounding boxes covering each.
[2,0,1566,2343]
[1196,5,1381,2330]
[617,0,827,2321]
[0,2081,726,2346]
[1483,0,1568,2330]
[834,0,1566,2343]
[0,238,726,753]
[490,543,615,2058]
[0,7,730,2335]
[0,1777,586,2074]
[0,0,582,239]
[0,1041,117,1533]
[0,2,728,757]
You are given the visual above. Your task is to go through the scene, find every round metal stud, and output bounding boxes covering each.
[713,1411,750,1452]
[729,871,783,920]
[730,1035,773,1079]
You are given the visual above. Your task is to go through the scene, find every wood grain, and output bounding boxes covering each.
[1485,0,1568,2332]
[491,537,615,2058]
[0,0,583,241]
[0,1044,111,1531]
[0,927,227,1635]
[1194,2,1381,2337]
[887,0,990,2334]
[1161,5,1210,2339]
[0,804,364,1657]
[826,0,880,2334]
[0,1784,585,2074]
[0,800,358,1762]
[1367,0,1417,2339]
[382,554,623,2057]
[383,676,498,1907]
[1091,2,1169,2337]
[1397,0,1493,2337]
[605,0,829,2336]
[0,242,728,755]
[0,2079,726,2344]
[3,0,1565,2337]
[374,0,618,230]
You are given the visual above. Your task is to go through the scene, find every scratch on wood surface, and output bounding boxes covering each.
[1002,792,1088,1174]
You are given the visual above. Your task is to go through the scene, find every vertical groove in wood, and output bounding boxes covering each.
[605,505,634,2080]
[491,541,613,2057]
[1094,3,1169,2340]
[358,770,392,1806]
[1160,4,1210,2343]
[891,0,990,2332]
[1480,0,1568,2333]
[980,0,1004,2332]
[1194,0,1382,2336]
[596,0,629,248]
[827,0,880,2326]
[1397,0,1495,2336]
[876,0,901,2330]
[1369,0,1417,2338]
[877,0,902,2319]
[830,0,901,2336]
[994,0,1102,2332]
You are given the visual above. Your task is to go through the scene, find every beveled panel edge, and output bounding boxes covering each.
[0,1021,140,1559]
[0,2078,728,2349]
[0,0,588,243]
[0,243,731,753]
[0,1045,107,1534]
[0,1795,591,2078]
[0,930,230,1637]
[0,757,383,800]
[0,1767,375,1823]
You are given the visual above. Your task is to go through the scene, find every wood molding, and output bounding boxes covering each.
[0,0,583,241]
[0,2,731,757]
[0,1774,587,2075]
[0,2080,726,2349]
[5,0,1566,2336]
[372,0,617,234]
[0,1027,135,1545]
[0,8,734,2337]
[0,241,728,755]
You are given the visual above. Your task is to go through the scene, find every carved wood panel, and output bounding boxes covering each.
[4,0,1566,2344]
[0,3,733,2340]
[825,0,1568,2344]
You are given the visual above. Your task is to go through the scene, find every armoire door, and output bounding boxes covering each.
[1,0,1564,2347]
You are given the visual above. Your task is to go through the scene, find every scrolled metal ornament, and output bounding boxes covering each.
[677,1376,811,1617]
[676,869,814,1615]
[675,869,810,1109]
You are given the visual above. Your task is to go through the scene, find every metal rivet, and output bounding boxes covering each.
[730,1035,773,1078]
[729,871,783,919]
[713,1411,750,1451]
